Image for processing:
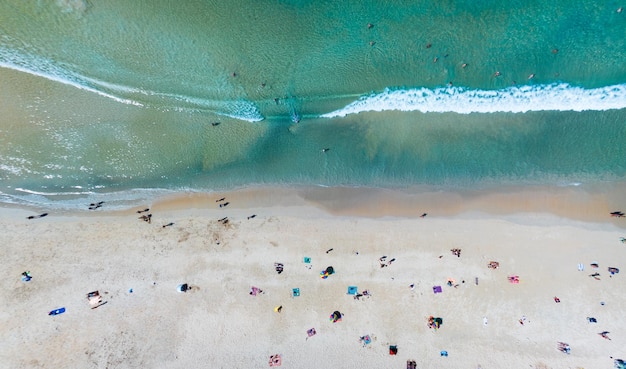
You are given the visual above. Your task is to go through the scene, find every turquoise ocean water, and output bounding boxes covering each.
[0,0,625,209]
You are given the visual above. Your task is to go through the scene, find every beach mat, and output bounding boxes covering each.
[48,307,65,316]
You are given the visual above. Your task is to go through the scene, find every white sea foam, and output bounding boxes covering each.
[0,45,264,122]
[321,84,626,117]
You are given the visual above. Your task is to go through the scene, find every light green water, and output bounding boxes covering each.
[0,1,625,208]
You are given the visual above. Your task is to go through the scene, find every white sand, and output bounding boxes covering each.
[1,187,626,369]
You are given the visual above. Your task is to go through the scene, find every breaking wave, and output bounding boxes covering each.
[0,44,264,122]
[321,84,626,117]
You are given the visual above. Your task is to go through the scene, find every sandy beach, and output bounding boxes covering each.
[1,186,625,369]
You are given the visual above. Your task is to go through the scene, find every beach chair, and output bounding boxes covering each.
[440,350,448,357]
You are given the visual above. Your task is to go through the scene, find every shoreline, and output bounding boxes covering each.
[4,183,625,229]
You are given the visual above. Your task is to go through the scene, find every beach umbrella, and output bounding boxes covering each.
[177,283,189,292]
[331,311,342,322]
[326,266,334,275]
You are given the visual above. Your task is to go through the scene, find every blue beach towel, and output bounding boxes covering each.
[347,286,358,295]
[48,307,65,316]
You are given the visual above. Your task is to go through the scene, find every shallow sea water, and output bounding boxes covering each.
[0,1,625,208]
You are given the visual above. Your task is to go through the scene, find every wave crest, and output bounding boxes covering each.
[0,44,264,122]
[321,84,626,117]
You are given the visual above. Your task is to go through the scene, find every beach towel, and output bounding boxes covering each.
[361,335,371,345]
[48,307,65,316]
[578,263,584,271]
[347,286,358,295]
[250,286,262,296]
[21,271,32,282]
[269,354,282,367]
[303,257,311,263]
[307,328,316,337]
[292,288,300,297]
[433,286,442,294]
[508,275,520,284]
[389,345,398,355]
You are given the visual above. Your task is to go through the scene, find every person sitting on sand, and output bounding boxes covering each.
[599,331,611,340]
[557,342,570,354]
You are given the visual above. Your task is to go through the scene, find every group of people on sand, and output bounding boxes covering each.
[379,255,396,268]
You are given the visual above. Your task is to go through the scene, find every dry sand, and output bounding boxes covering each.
[1,186,626,369]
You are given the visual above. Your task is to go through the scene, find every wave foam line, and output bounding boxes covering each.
[321,84,626,117]
[0,45,264,122]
